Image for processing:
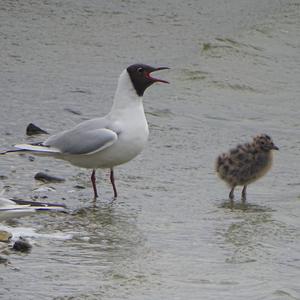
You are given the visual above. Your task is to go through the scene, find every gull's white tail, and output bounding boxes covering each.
[1,144,60,155]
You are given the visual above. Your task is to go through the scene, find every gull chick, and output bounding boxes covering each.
[216,134,279,202]
[1,64,169,199]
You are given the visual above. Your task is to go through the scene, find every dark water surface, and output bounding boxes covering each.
[1,0,300,299]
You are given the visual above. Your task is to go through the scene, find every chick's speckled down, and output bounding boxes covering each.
[216,134,278,188]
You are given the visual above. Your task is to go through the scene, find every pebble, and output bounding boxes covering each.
[0,256,8,264]
[0,231,12,242]
[73,185,86,190]
[64,107,83,115]
[34,172,65,183]
[12,237,32,253]
[26,123,48,136]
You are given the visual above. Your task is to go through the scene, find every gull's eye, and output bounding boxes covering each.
[137,67,144,73]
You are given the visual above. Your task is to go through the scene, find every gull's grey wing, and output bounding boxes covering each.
[44,126,118,155]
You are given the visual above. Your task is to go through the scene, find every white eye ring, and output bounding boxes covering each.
[137,67,144,73]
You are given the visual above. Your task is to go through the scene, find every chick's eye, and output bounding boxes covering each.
[137,67,144,73]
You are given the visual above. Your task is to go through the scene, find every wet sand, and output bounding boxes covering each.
[0,0,300,299]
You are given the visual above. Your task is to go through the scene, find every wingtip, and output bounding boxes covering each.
[14,143,61,154]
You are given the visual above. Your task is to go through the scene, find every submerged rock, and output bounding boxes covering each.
[0,231,12,242]
[34,172,65,183]
[26,123,48,136]
[64,107,83,115]
[73,185,86,190]
[12,237,32,253]
[0,256,8,264]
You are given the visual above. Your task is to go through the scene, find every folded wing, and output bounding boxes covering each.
[43,128,118,155]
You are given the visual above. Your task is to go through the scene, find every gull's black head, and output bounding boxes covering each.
[127,64,169,97]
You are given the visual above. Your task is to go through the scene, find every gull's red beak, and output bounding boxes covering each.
[146,67,170,84]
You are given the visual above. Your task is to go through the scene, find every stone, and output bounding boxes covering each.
[0,231,12,242]
[12,238,32,253]
[26,123,48,136]
[34,172,65,183]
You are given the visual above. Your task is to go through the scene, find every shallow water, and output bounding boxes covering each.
[0,0,300,299]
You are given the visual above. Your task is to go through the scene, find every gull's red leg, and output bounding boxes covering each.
[91,169,98,198]
[110,168,118,198]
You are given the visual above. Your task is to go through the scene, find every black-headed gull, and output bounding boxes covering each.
[1,64,169,199]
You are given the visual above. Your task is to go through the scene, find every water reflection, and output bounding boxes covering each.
[1,203,149,299]
[218,202,291,265]
[219,200,274,212]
